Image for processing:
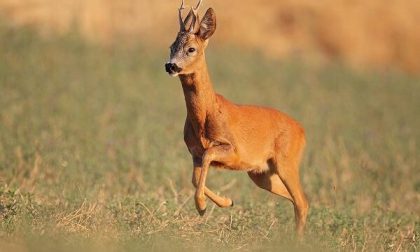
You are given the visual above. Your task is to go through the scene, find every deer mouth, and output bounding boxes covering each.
[165,63,182,76]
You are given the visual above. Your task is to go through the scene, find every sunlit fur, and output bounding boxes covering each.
[167,6,309,236]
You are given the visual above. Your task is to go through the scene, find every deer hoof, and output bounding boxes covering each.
[197,207,206,216]
[230,200,234,207]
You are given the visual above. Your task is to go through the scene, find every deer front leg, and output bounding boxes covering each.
[192,158,233,210]
[195,144,236,215]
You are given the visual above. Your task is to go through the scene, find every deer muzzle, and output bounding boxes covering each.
[165,62,182,76]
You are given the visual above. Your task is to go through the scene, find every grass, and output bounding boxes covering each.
[0,24,419,251]
[2,0,420,72]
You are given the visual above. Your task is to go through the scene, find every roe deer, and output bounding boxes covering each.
[165,0,309,235]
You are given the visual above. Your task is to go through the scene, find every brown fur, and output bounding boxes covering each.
[167,4,309,235]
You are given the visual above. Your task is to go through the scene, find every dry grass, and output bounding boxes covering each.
[0,0,419,72]
[0,21,419,251]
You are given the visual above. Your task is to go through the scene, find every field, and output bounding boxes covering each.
[0,25,419,251]
[1,0,420,72]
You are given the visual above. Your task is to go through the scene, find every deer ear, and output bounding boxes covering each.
[197,8,216,40]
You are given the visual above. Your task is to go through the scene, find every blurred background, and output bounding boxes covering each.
[0,1,419,251]
[1,0,420,72]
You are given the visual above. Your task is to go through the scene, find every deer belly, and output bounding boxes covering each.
[244,161,270,173]
[212,160,270,173]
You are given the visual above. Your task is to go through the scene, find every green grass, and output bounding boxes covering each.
[0,24,419,251]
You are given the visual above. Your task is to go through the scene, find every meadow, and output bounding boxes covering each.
[0,25,419,251]
[1,0,420,72]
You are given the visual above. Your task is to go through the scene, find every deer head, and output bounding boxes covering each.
[165,0,216,76]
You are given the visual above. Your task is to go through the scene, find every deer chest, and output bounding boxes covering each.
[183,116,226,157]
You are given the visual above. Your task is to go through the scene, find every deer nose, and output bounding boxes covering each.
[165,63,182,74]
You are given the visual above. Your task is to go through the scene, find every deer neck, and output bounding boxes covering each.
[180,59,216,126]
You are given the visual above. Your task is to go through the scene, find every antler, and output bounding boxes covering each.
[193,0,203,11]
[189,0,203,32]
[179,0,186,31]
[179,0,204,33]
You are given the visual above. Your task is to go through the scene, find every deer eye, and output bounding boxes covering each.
[188,47,196,53]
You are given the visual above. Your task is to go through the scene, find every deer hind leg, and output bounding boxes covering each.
[247,170,293,201]
[274,137,309,236]
[192,160,233,210]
